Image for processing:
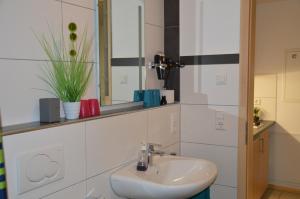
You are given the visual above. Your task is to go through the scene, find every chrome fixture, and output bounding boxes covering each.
[150,54,185,80]
[146,143,164,166]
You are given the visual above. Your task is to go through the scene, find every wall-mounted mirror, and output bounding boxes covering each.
[98,0,145,106]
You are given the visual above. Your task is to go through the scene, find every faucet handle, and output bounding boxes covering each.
[146,143,162,151]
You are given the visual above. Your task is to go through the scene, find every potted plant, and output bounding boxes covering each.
[253,107,261,126]
[37,22,93,120]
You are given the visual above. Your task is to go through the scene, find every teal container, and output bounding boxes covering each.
[133,90,144,102]
[190,188,210,199]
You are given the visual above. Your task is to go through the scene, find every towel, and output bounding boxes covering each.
[0,136,7,199]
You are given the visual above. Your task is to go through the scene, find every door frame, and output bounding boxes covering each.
[238,0,256,199]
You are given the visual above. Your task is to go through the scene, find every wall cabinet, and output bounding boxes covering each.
[253,130,269,199]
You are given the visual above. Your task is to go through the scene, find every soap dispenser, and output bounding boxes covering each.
[137,144,148,171]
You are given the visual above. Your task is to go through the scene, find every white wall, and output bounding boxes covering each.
[179,0,240,198]
[0,0,97,126]
[144,0,165,89]
[254,0,300,189]
[0,0,163,126]
[3,104,180,199]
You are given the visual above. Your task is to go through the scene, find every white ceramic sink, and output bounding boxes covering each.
[110,155,218,199]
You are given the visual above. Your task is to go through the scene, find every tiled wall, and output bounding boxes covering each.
[0,0,164,126]
[0,0,97,126]
[164,0,180,101]
[3,105,180,199]
[179,0,240,198]
[144,0,165,89]
[255,0,300,189]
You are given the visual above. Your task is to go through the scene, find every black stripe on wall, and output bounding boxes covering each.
[180,54,240,65]
[111,57,145,66]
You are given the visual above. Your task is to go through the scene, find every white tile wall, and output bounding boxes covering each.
[144,0,164,89]
[86,169,125,199]
[43,182,86,199]
[3,105,181,199]
[181,64,239,105]
[85,111,147,178]
[145,0,164,27]
[0,0,98,126]
[147,105,180,147]
[181,142,237,187]
[210,184,237,199]
[180,0,240,197]
[254,74,277,98]
[180,0,240,56]
[0,0,62,60]
[112,67,140,104]
[111,0,144,58]
[0,60,54,126]
[254,98,276,121]
[181,105,238,147]
[62,2,96,63]
[62,0,95,10]
[3,123,86,199]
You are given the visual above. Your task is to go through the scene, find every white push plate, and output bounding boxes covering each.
[17,145,64,194]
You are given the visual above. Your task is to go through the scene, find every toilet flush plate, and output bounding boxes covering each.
[17,145,64,194]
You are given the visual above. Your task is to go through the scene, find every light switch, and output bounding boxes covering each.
[216,74,227,86]
[215,111,226,131]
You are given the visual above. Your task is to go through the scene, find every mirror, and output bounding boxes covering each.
[98,0,145,106]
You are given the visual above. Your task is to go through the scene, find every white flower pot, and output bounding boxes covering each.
[63,102,80,120]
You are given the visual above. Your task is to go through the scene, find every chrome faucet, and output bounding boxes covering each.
[146,143,164,166]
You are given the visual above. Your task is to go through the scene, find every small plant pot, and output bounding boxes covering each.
[253,116,261,126]
[63,102,80,120]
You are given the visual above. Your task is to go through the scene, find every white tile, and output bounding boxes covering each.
[62,0,95,9]
[0,0,62,60]
[145,0,164,27]
[180,64,239,105]
[3,123,86,199]
[145,24,164,89]
[180,0,240,56]
[0,59,97,126]
[62,3,96,62]
[43,182,86,199]
[181,105,238,147]
[163,142,181,156]
[254,74,277,98]
[112,0,145,58]
[0,60,56,126]
[181,142,237,187]
[147,105,180,147]
[210,184,237,199]
[86,169,125,199]
[145,24,164,62]
[85,112,147,178]
[112,67,140,104]
[254,98,276,121]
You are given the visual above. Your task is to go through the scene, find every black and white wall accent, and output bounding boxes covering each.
[164,0,180,101]
[179,0,240,199]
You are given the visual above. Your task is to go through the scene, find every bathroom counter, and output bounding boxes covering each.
[0,103,179,136]
[253,120,275,140]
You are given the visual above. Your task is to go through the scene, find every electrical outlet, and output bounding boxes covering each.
[254,98,261,105]
[215,111,226,131]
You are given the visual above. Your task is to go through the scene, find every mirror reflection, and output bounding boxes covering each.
[98,0,145,106]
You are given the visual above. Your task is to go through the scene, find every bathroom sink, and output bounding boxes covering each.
[110,155,218,199]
